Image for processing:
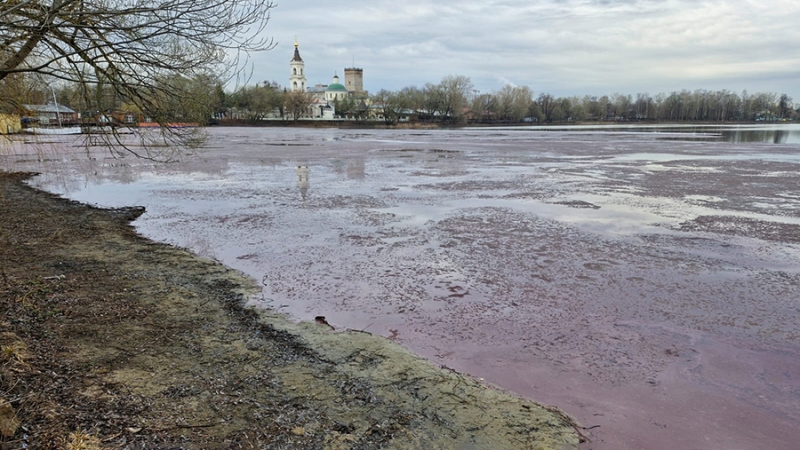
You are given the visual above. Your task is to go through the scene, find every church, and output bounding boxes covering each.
[289,40,367,119]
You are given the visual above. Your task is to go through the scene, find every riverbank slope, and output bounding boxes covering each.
[0,172,580,449]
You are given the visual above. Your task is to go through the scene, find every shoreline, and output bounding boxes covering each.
[0,172,581,449]
[206,119,795,129]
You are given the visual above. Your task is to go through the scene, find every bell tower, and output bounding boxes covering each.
[289,38,306,92]
[344,67,363,94]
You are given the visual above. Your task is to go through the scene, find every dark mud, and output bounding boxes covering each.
[3,125,800,449]
[0,172,580,449]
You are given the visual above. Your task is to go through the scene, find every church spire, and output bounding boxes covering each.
[292,37,303,62]
[289,36,306,92]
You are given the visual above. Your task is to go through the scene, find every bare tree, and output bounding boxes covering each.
[283,90,312,121]
[439,75,473,124]
[634,93,653,120]
[228,82,282,121]
[610,93,633,120]
[567,96,586,121]
[779,94,794,119]
[495,85,533,123]
[536,93,556,122]
[421,82,445,122]
[1,0,275,158]
[470,93,497,122]
[372,89,403,124]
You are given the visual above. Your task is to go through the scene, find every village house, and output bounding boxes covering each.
[109,110,142,125]
[22,103,78,126]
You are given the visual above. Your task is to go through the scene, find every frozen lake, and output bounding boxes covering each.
[3,125,800,450]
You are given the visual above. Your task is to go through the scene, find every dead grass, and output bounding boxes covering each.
[0,342,29,366]
[64,429,102,450]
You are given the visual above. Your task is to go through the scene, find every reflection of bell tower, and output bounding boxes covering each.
[290,38,306,92]
[296,165,310,201]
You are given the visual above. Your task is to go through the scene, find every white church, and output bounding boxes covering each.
[289,40,367,119]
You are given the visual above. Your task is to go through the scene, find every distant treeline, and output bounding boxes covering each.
[12,73,797,126]
[515,89,794,124]
[369,77,796,125]
[221,76,797,125]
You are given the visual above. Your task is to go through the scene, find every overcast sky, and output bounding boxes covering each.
[245,0,799,101]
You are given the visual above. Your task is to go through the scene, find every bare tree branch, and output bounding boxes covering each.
[1,0,275,159]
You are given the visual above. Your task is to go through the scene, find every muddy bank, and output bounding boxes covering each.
[0,172,580,449]
[7,126,800,450]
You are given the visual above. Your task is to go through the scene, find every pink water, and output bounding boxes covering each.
[6,126,800,449]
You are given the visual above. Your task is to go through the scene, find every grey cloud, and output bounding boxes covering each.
[246,0,800,99]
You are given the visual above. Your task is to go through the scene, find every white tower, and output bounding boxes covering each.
[289,39,306,92]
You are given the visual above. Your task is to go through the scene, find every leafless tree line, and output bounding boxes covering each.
[197,76,799,126]
[372,83,795,125]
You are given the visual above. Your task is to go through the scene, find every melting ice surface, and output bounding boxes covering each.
[4,125,800,450]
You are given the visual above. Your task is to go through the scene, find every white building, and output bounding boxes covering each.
[325,74,348,103]
[289,40,306,92]
[288,39,367,119]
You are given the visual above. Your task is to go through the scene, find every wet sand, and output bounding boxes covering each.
[4,125,800,449]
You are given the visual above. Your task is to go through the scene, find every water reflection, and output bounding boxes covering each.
[492,124,800,144]
[295,165,310,201]
[347,159,365,179]
[8,126,800,450]
[647,126,800,144]
[722,129,798,144]
[655,128,800,144]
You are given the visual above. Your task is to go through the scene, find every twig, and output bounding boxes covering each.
[150,422,219,432]
[540,404,595,443]
[345,328,373,335]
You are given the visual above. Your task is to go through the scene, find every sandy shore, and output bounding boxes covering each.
[0,171,581,449]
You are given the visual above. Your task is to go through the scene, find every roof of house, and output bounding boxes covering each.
[23,103,76,114]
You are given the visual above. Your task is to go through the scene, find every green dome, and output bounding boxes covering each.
[327,83,347,92]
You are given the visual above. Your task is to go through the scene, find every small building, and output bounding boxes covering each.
[22,103,78,126]
[308,96,331,119]
[109,110,142,125]
[322,103,335,120]
[325,74,348,103]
